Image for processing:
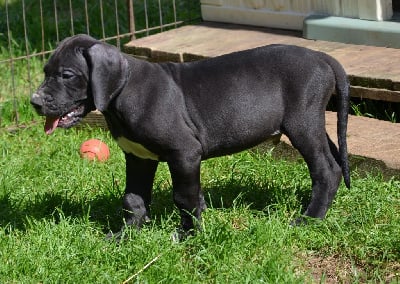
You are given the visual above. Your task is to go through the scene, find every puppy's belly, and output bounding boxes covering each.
[205,131,282,158]
[117,137,159,160]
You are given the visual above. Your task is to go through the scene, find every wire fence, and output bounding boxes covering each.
[0,0,201,128]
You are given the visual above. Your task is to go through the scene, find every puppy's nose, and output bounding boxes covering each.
[30,92,43,110]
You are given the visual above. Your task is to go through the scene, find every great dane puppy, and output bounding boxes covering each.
[31,34,350,239]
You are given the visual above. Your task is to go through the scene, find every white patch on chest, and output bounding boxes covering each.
[116,137,159,161]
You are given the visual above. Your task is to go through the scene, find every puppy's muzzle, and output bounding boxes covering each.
[30,92,44,113]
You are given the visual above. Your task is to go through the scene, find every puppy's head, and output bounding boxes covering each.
[31,34,129,135]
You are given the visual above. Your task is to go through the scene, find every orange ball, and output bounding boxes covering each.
[80,139,110,162]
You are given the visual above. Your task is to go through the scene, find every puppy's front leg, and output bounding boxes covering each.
[123,153,159,227]
[108,154,158,240]
[168,154,203,239]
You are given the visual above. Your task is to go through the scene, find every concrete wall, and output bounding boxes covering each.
[201,0,393,30]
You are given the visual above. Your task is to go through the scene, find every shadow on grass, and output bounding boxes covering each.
[0,189,123,233]
[9,141,389,234]
[0,174,312,234]
[5,140,397,235]
[203,181,310,214]
[150,177,312,226]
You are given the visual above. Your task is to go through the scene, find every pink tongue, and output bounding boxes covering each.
[44,117,60,135]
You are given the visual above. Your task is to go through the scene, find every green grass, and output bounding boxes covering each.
[350,99,399,123]
[326,96,399,123]
[0,123,399,282]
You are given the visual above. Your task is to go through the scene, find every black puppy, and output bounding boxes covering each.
[31,35,350,238]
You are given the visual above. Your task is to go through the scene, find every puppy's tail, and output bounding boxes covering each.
[329,57,351,189]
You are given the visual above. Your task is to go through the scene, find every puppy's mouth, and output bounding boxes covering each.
[44,105,86,135]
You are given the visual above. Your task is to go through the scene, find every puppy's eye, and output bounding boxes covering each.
[62,70,75,80]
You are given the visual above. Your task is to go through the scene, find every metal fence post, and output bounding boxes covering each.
[127,0,136,40]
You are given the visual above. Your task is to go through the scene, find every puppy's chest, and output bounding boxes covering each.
[103,112,159,160]
[116,137,159,161]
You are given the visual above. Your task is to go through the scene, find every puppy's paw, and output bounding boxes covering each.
[290,215,322,227]
[105,230,124,242]
[170,227,196,243]
[290,217,307,227]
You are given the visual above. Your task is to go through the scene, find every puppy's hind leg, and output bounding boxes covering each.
[283,115,342,221]
[327,133,341,169]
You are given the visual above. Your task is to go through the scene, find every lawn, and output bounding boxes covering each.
[0,123,399,282]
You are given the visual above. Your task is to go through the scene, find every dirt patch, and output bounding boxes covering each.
[386,263,400,283]
[301,253,365,283]
[296,252,400,283]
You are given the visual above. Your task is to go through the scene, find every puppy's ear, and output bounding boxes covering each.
[84,43,129,112]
